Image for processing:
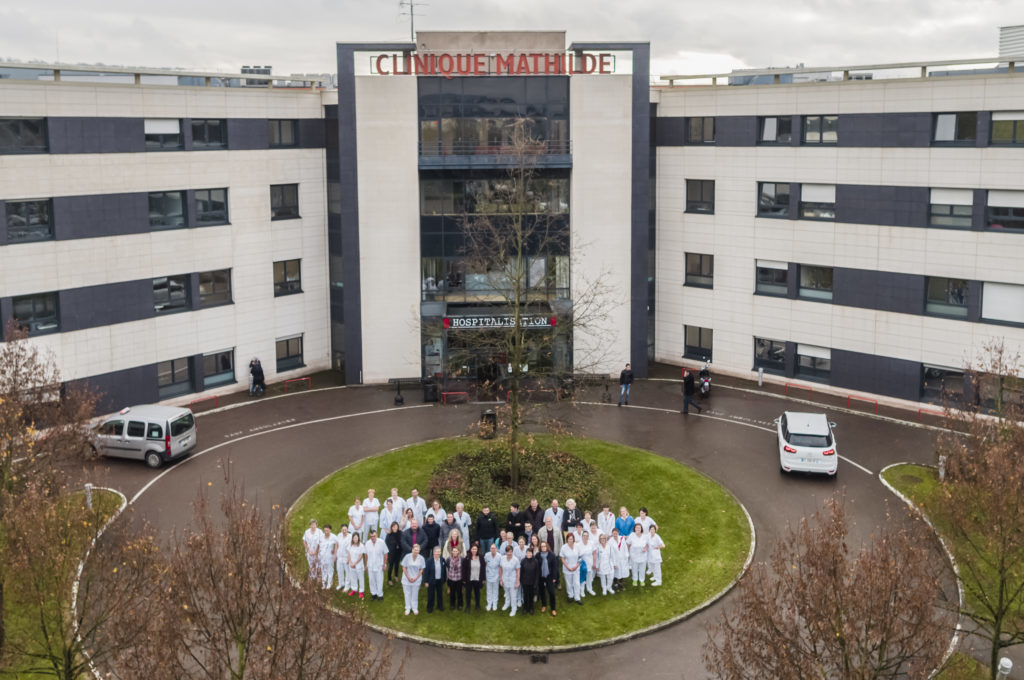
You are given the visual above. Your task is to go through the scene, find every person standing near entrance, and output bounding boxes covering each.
[682,369,703,415]
[618,363,634,406]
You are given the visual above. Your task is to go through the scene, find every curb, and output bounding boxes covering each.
[877,463,964,677]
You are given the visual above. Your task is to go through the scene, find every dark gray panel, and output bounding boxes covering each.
[976,111,990,148]
[67,363,158,414]
[59,279,154,332]
[715,116,757,146]
[967,279,983,322]
[786,263,799,298]
[830,348,920,401]
[226,118,269,150]
[838,112,931,148]
[47,117,144,154]
[53,193,149,240]
[653,117,686,146]
[972,188,986,230]
[0,201,6,246]
[181,117,194,151]
[833,267,924,314]
[0,298,12,336]
[784,341,797,378]
[629,43,652,377]
[297,119,326,149]
[835,184,928,228]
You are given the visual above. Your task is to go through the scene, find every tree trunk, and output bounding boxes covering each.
[0,578,5,654]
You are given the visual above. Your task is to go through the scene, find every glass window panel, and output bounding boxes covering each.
[992,119,1015,144]
[6,199,53,241]
[758,182,790,217]
[149,191,185,229]
[799,266,833,300]
[925,277,968,317]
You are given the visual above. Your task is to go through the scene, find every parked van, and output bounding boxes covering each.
[92,405,198,468]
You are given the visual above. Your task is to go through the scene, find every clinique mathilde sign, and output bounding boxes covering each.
[370,51,616,78]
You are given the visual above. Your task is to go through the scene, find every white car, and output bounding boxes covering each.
[775,411,838,476]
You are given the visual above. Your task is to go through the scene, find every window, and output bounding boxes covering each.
[684,325,713,361]
[199,269,231,307]
[803,115,838,144]
[0,118,48,154]
[276,335,304,372]
[933,112,977,144]
[922,365,966,404]
[126,421,146,438]
[270,183,300,220]
[157,357,192,399]
[149,191,185,229]
[684,253,714,288]
[146,423,163,439]
[986,191,1024,231]
[992,112,1024,144]
[195,188,228,226]
[154,275,190,313]
[13,292,59,334]
[756,260,788,296]
[757,182,790,217]
[754,337,786,373]
[203,349,235,388]
[982,282,1024,325]
[798,265,833,301]
[685,179,715,214]
[269,119,297,147]
[759,116,792,144]
[796,344,831,382]
[97,420,123,436]
[144,118,182,150]
[273,259,302,296]
[929,188,973,228]
[799,184,836,220]
[6,199,53,242]
[925,277,968,317]
[191,119,226,149]
[687,116,714,144]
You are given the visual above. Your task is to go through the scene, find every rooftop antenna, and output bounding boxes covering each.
[399,0,426,42]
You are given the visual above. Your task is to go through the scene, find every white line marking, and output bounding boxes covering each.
[839,455,873,475]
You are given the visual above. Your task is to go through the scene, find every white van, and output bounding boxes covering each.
[92,405,198,468]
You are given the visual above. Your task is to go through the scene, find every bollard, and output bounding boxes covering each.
[758,367,764,387]
[938,455,946,483]
[85,482,93,510]
[997,657,1012,679]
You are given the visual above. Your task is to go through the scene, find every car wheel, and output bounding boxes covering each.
[779,464,786,475]
[80,442,100,461]
[145,451,163,469]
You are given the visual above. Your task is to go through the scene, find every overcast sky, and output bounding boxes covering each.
[0,1,1020,79]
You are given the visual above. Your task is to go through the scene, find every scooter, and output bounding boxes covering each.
[698,361,711,398]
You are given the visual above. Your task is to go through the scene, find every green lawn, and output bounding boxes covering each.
[287,436,751,647]
[936,652,989,680]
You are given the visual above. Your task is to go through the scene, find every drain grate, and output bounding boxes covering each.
[530,654,549,664]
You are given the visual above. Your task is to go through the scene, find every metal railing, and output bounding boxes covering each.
[0,61,326,90]
[419,140,571,156]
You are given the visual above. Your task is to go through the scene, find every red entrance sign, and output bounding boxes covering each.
[372,52,614,79]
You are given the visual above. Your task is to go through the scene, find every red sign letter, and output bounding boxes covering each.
[375,54,390,75]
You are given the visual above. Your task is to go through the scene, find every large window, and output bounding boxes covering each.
[685,253,714,288]
[685,179,715,214]
[759,116,792,144]
[925,277,968,318]
[276,335,304,372]
[799,184,836,220]
[933,112,977,144]
[798,265,834,301]
[0,118,47,154]
[992,112,1024,145]
[195,188,228,226]
[269,119,298,147]
[986,190,1024,231]
[203,349,235,388]
[757,182,790,217]
[803,115,838,144]
[149,191,185,229]
[157,357,192,399]
[796,345,831,382]
[687,116,715,144]
[756,260,788,296]
[5,199,52,242]
[754,337,786,373]
[982,282,1024,325]
[929,188,973,228]
[420,177,569,216]
[273,259,302,296]
[154,275,190,314]
[199,269,231,307]
[684,325,713,361]
[191,119,227,149]
[270,183,300,220]
[13,293,59,334]
[144,119,182,150]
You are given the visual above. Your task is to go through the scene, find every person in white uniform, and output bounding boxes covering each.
[484,543,502,611]
[597,504,615,537]
[596,533,616,595]
[378,498,400,536]
[452,502,472,546]
[612,527,630,591]
[578,531,598,596]
[318,525,338,589]
[514,536,527,606]
[559,532,583,605]
[362,490,380,541]
[400,543,425,615]
[347,497,365,542]
[346,533,366,598]
[627,523,649,587]
[335,524,351,591]
[636,507,656,575]
[647,524,665,586]
[302,519,323,579]
[364,529,388,600]
[425,500,447,525]
[499,545,521,617]
[406,489,427,525]
[387,488,406,517]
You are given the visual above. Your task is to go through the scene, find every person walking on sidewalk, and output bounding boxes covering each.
[682,369,703,415]
[618,363,634,406]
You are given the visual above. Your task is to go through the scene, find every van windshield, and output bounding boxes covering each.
[170,413,195,436]
[789,433,832,447]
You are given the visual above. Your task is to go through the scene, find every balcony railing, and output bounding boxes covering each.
[419,140,572,157]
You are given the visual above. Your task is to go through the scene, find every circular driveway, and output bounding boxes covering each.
[93,379,947,680]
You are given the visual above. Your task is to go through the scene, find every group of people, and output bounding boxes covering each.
[301,490,665,617]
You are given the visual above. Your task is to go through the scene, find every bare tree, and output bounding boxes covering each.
[936,342,1024,679]
[703,496,949,679]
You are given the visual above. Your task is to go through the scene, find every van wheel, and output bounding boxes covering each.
[80,442,99,461]
[145,451,163,469]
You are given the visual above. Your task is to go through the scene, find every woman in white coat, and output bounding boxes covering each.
[578,531,598,597]
[595,533,616,595]
[647,524,665,586]
[335,525,351,591]
[378,498,400,536]
[346,533,366,598]
[559,532,583,605]
[627,523,649,587]
[484,543,502,611]
[302,519,322,579]
[400,543,425,615]
[611,527,630,591]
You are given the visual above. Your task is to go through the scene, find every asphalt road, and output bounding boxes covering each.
[89,377,956,679]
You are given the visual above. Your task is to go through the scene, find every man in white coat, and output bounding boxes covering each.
[302,519,323,579]
[348,497,366,541]
[597,504,615,537]
[452,502,472,546]
[406,488,427,525]
[362,490,381,541]
[379,498,400,535]
[335,524,352,591]
[365,529,389,600]
[318,525,338,589]
[387,488,406,517]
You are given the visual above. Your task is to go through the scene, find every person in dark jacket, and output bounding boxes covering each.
[564,498,582,533]
[506,503,524,538]
[523,498,545,535]
[424,547,447,613]
[475,506,498,554]
[618,362,634,406]
[537,540,560,617]
[400,519,428,557]
[385,521,403,585]
[250,359,266,397]
[682,369,703,415]
[462,543,484,611]
[423,514,442,555]
[519,548,540,615]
